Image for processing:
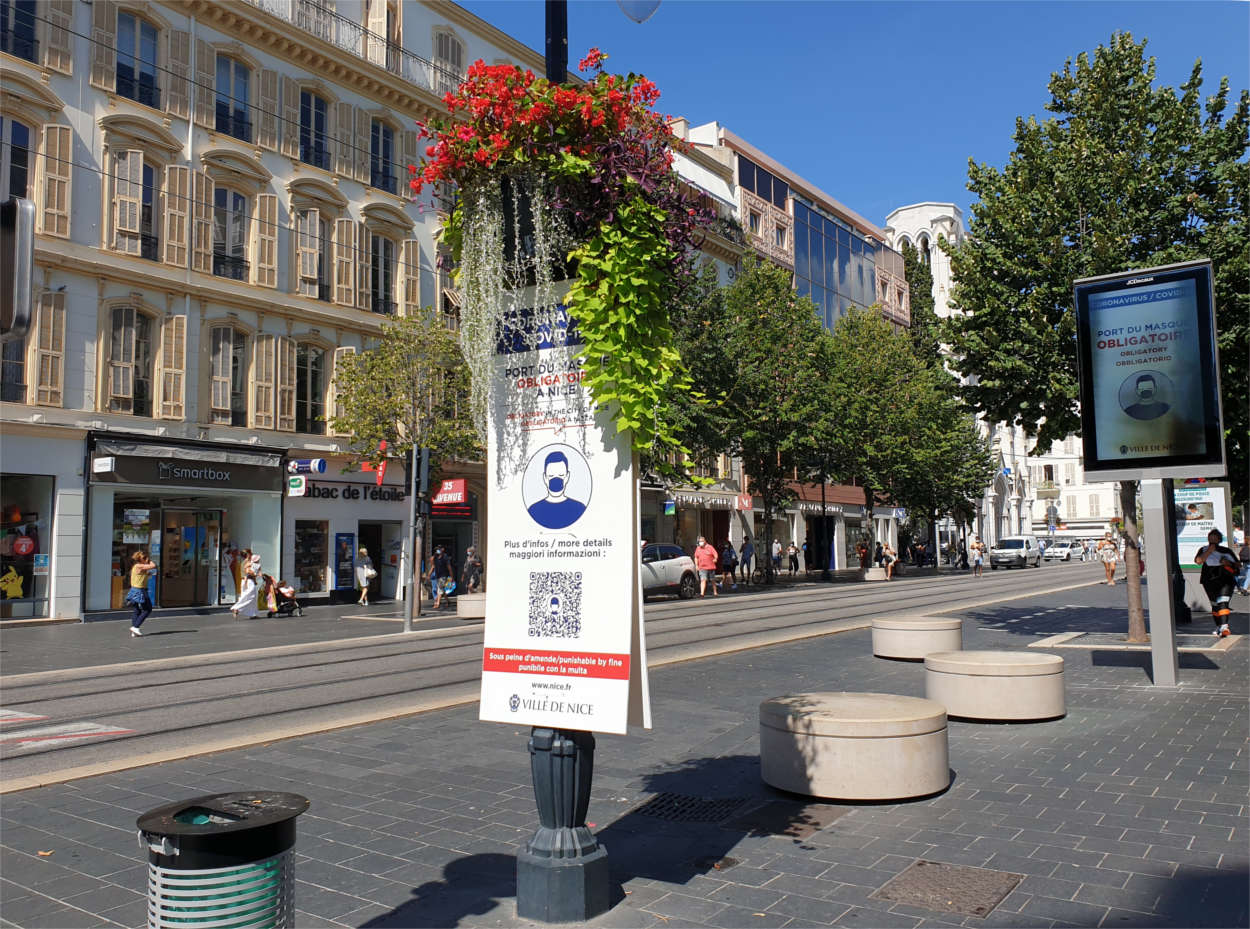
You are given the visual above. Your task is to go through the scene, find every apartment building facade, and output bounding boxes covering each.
[1027,436,1120,541]
[0,0,548,618]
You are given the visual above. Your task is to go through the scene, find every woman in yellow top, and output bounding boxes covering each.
[127,550,157,637]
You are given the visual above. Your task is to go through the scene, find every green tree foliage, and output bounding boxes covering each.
[900,240,940,366]
[945,33,1248,504]
[329,314,479,478]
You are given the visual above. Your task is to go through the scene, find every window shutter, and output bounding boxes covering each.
[356,222,372,310]
[42,0,73,75]
[400,238,420,315]
[193,40,215,128]
[40,125,72,238]
[210,327,231,421]
[112,149,142,254]
[281,76,299,157]
[336,103,354,177]
[276,336,296,431]
[257,69,279,151]
[90,0,116,91]
[253,333,275,429]
[35,292,66,406]
[354,107,370,182]
[333,217,355,306]
[255,194,278,288]
[163,165,190,267]
[330,345,355,435]
[401,128,419,193]
[297,208,320,296]
[166,30,191,119]
[160,315,187,419]
[366,0,387,65]
[190,170,214,274]
[109,306,135,406]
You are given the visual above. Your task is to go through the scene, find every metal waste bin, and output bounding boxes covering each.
[136,791,309,929]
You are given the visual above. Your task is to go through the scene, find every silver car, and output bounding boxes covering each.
[640,543,698,599]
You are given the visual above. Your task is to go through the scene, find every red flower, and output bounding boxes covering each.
[577,47,605,73]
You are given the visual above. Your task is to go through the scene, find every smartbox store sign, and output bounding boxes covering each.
[92,455,283,492]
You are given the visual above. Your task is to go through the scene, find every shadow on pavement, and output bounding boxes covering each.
[1090,649,1221,678]
[359,852,515,928]
[1152,864,1250,927]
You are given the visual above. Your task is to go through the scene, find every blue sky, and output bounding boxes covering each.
[456,1,1249,229]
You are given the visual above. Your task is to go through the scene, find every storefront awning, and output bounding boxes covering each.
[93,439,282,470]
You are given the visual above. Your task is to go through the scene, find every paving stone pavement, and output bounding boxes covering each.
[1,584,1246,929]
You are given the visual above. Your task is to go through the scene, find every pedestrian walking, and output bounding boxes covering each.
[1097,532,1119,585]
[739,536,755,586]
[787,542,799,576]
[231,552,261,619]
[802,537,811,573]
[719,541,738,590]
[771,539,783,573]
[882,542,898,580]
[430,545,454,608]
[462,546,483,594]
[1195,529,1238,637]
[356,546,376,605]
[126,550,157,636]
[874,541,884,567]
[694,536,719,597]
[971,537,985,577]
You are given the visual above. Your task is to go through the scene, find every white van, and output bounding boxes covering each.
[990,535,1042,569]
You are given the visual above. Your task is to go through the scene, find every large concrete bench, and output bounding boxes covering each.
[456,592,486,619]
[924,651,1065,721]
[759,692,949,800]
[872,615,963,660]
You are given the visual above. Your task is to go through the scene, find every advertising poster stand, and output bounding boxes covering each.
[1073,260,1227,687]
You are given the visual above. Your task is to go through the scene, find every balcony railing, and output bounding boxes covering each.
[0,378,25,403]
[215,106,253,144]
[244,0,463,100]
[371,295,397,316]
[0,28,36,63]
[317,281,332,302]
[300,144,332,172]
[370,169,398,194]
[116,73,161,110]
[140,233,160,262]
[213,252,250,281]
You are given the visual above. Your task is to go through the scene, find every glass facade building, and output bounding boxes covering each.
[793,201,877,329]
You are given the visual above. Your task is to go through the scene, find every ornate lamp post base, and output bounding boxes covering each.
[516,728,611,922]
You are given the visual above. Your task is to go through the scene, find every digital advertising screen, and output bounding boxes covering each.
[1074,260,1226,482]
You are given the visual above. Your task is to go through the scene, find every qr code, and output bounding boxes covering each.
[528,571,583,638]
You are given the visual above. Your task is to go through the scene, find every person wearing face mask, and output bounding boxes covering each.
[528,451,587,529]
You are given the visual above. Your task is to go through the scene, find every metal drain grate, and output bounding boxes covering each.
[629,792,752,823]
[871,860,1023,917]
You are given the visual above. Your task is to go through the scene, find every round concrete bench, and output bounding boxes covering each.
[924,651,1065,721]
[759,692,949,800]
[872,615,963,660]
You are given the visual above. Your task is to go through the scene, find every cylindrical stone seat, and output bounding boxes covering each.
[759,692,949,801]
[924,651,1065,721]
[872,615,963,660]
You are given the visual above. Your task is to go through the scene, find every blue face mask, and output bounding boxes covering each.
[547,476,565,493]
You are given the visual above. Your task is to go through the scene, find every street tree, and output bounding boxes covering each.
[943,33,1249,640]
[900,240,940,367]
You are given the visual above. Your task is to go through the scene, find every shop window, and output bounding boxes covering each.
[295,344,325,434]
[0,0,37,62]
[294,520,328,592]
[108,306,155,416]
[370,120,396,193]
[212,187,250,280]
[0,475,53,618]
[215,55,252,142]
[371,235,396,315]
[299,90,331,170]
[0,116,30,201]
[117,11,161,109]
[209,326,248,426]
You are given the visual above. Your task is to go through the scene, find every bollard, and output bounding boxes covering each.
[136,791,309,929]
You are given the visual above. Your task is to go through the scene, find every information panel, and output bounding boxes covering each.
[1074,260,1226,482]
[480,303,648,735]
[1173,482,1233,572]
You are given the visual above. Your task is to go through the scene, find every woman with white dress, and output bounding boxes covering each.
[231,552,261,618]
[355,547,375,605]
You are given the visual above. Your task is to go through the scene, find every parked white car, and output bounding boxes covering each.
[1044,541,1075,561]
[990,535,1043,569]
[640,543,698,599]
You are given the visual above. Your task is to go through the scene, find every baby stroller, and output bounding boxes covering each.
[269,577,303,617]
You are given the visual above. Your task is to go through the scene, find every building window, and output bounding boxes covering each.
[299,91,330,170]
[108,306,154,416]
[215,56,252,142]
[295,0,332,42]
[0,0,37,62]
[371,236,395,315]
[370,121,396,193]
[0,117,29,201]
[295,209,333,301]
[1065,496,1077,518]
[140,163,159,261]
[747,211,760,235]
[212,188,249,280]
[117,11,161,109]
[775,225,786,248]
[295,345,325,434]
[433,30,464,97]
[210,327,248,426]
[1089,495,1100,517]
[1063,462,1075,485]
[0,338,24,403]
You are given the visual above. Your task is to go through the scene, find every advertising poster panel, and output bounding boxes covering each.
[480,302,648,735]
[1174,482,1233,571]
[1074,260,1225,482]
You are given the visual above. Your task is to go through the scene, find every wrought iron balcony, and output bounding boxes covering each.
[215,106,253,144]
[116,73,161,110]
[213,252,250,281]
[300,144,332,172]
[371,169,398,194]
[139,233,160,263]
[371,295,397,316]
[0,28,36,63]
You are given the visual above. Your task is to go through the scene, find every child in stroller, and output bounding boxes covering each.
[269,578,302,617]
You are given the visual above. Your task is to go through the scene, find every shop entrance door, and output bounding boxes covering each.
[160,510,222,607]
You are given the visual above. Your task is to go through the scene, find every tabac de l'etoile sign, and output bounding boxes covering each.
[480,298,650,735]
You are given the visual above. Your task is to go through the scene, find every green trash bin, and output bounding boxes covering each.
[136,791,309,929]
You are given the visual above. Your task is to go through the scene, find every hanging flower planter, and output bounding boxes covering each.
[410,49,712,457]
